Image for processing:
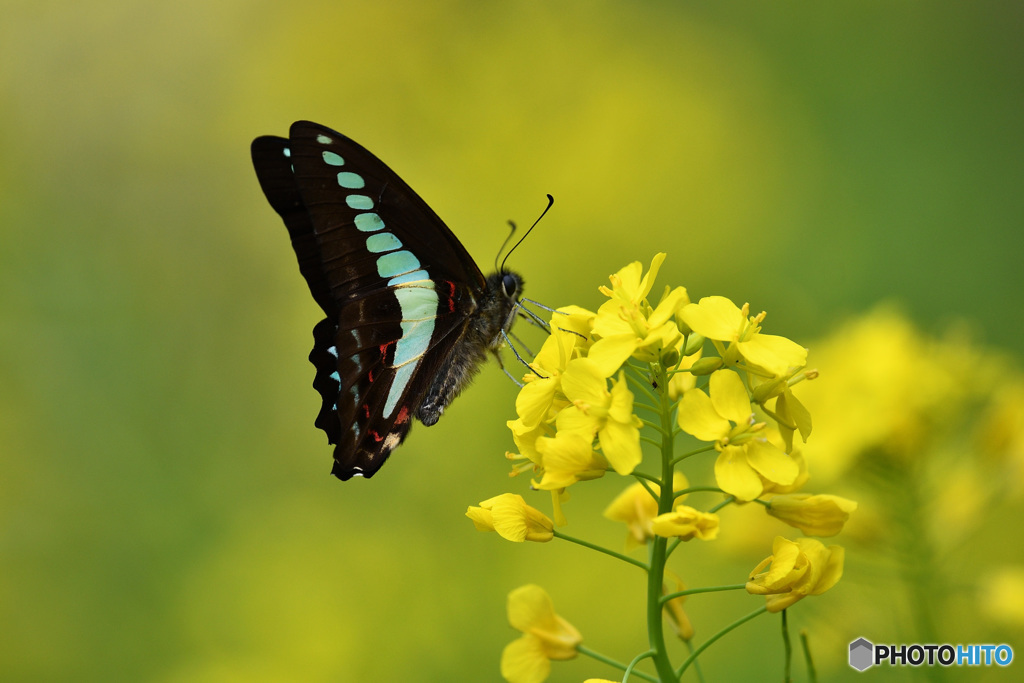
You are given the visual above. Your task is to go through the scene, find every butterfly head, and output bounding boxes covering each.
[479,269,524,350]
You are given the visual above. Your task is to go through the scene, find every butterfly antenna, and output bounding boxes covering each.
[495,220,518,273]
[514,300,552,333]
[520,297,560,314]
[500,194,554,272]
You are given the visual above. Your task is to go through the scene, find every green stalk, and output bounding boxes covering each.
[646,362,677,682]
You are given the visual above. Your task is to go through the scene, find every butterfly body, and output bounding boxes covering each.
[251,121,522,480]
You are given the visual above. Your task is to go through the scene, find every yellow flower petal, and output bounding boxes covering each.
[465,505,495,532]
[745,440,799,487]
[598,418,642,475]
[736,333,807,376]
[650,506,720,540]
[587,335,637,377]
[637,253,667,301]
[508,584,559,633]
[709,369,753,426]
[679,296,743,341]
[501,635,550,683]
[649,286,690,327]
[767,493,857,537]
[678,388,730,441]
[561,358,607,409]
[515,377,559,428]
[714,445,764,501]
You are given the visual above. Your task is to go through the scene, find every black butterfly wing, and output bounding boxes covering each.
[251,122,485,479]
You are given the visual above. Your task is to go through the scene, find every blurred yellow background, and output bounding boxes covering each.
[2,1,1022,681]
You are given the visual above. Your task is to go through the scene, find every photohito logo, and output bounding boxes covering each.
[849,637,1013,671]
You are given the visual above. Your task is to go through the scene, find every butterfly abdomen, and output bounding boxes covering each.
[417,270,523,426]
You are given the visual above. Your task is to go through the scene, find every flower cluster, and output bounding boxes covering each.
[467,255,856,683]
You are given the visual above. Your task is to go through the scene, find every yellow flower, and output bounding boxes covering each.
[515,326,580,429]
[591,254,689,364]
[773,387,813,452]
[501,585,581,683]
[466,494,554,542]
[677,369,799,501]
[533,431,607,490]
[559,360,643,475]
[651,505,720,541]
[603,473,690,550]
[766,493,857,537]
[746,536,845,612]
[679,296,806,377]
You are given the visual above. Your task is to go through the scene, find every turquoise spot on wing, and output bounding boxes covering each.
[392,292,438,367]
[322,151,344,166]
[394,285,439,320]
[316,134,332,144]
[346,194,374,210]
[330,371,340,383]
[354,212,385,232]
[366,232,402,254]
[392,319,434,368]
[337,172,365,189]
[377,250,420,278]
[382,284,439,416]
[283,148,291,157]
[388,270,430,286]
[384,363,417,417]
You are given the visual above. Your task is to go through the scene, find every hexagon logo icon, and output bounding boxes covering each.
[849,637,874,671]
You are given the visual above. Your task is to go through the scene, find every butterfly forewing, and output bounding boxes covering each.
[251,121,489,479]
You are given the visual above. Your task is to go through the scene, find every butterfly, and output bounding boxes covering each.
[251,121,524,480]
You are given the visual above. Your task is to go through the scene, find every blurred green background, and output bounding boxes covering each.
[2,1,1022,681]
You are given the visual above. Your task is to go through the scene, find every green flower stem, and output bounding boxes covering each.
[633,400,663,416]
[659,583,747,605]
[577,645,659,683]
[675,605,769,677]
[646,363,677,683]
[758,404,796,431]
[782,609,792,683]
[640,435,663,448]
[553,530,648,572]
[632,470,663,486]
[800,629,817,683]
[707,495,736,514]
[636,478,658,504]
[683,640,706,683]
[673,485,724,501]
[670,444,715,465]
[624,649,657,682]
[638,418,671,437]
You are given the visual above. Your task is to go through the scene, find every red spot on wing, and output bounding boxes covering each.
[367,369,374,383]
[370,430,384,443]
[363,404,371,419]
[379,340,394,361]
[396,405,410,424]
[446,280,456,313]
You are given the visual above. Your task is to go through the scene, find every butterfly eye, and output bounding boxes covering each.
[502,273,518,298]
